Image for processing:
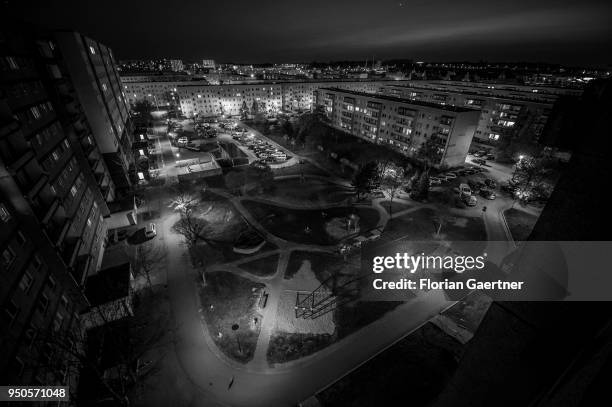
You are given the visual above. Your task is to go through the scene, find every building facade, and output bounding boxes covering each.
[175,80,395,117]
[315,88,480,167]
[379,81,582,147]
[1,26,127,388]
[54,32,133,193]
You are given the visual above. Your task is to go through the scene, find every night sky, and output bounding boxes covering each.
[7,0,612,66]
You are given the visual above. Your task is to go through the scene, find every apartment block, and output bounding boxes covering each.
[54,32,133,193]
[0,25,123,388]
[379,81,582,148]
[315,88,480,167]
[174,80,397,117]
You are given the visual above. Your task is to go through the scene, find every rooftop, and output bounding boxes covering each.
[319,87,476,112]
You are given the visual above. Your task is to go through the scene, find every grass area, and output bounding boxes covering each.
[317,323,463,407]
[380,207,487,254]
[380,200,412,215]
[199,271,265,363]
[238,253,280,277]
[504,208,538,242]
[251,178,354,205]
[243,200,380,245]
[267,332,334,364]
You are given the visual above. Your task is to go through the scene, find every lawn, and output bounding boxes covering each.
[252,178,354,206]
[238,253,280,277]
[267,332,334,364]
[242,200,380,245]
[317,323,463,407]
[199,271,265,363]
[380,207,487,254]
[504,208,539,242]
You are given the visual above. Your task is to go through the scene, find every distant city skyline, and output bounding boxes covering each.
[6,0,612,67]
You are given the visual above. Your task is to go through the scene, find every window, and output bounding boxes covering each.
[16,231,26,246]
[32,255,41,270]
[30,106,41,119]
[0,204,10,222]
[3,299,19,323]
[63,139,70,149]
[37,294,49,314]
[102,83,107,92]
[46,275,56,290]
[70,185,78,196]
[18,271,34,293]
[53,313,64,331]
[2,247,16,269]
[61,295,69,309]
[89,45,96,55]
[24,323,38,346]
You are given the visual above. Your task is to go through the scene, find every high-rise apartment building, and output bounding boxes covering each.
[1,24,128,389]
[54,32,133,193]
[315,88,480,167]
[379,81,582,148]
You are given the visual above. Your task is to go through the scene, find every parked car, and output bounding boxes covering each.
[145,223,157,238]
[473,158,487,166]
[462,194,478,207]
[429,177,442,186]
[177,136,188,144]
[444,172,458,179]
[459,183,472,196]
[479,188,497,200]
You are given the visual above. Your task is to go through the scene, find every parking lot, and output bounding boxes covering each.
[230,129,290,164]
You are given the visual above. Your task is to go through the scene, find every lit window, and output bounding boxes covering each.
[137,172,145,180]
[30,106,41,119]
[6,56,19,70]
[139,149,145,156]
[89,46,96,55]
[102,83,107,92]
[63,139,70,148]
[70,185,77,196]
[18,271,34,293]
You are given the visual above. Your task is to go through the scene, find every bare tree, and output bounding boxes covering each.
[135,243,166,290]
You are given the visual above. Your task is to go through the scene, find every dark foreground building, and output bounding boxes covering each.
[1,22,133,393]
[431,79,612,407]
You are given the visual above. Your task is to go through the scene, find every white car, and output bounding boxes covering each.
[145,223,157,238]
[444,172,458,179]
[177,137,188,144]
[459,183,472,196]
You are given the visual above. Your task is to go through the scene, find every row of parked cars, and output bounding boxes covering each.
[232,133,288,163]
[429,165,486,186]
